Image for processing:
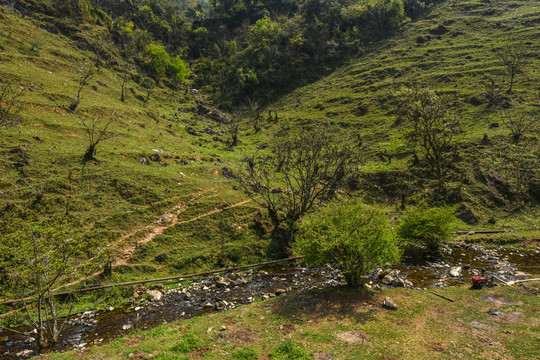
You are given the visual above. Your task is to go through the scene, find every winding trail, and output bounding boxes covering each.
[114,197,252,266]
[50,195,252,293]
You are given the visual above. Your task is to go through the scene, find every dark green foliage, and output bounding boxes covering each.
[270,340,312,360]
[297,199,400,287]
[397,206,457,253]
[14,0,430,107]
[170,333,204,353]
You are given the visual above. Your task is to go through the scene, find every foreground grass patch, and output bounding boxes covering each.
[42,282,540,360]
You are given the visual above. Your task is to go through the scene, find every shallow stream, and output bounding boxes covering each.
[1,243,538,359]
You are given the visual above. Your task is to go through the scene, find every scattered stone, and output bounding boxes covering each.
[122,324,132,331]
[449,266,462,277]
[16,349,34,357]
[216,277,231,287]
[151,284,165,291]
[146,290,162,301]
[206,327,213,334]
[220,325,227,331]
[382,297,398,310]
[487,308,500,316]
[149,153,162,162]
[157,213,174,225]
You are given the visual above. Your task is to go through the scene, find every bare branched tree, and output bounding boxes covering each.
[68,58,99,112]
[499,108,539,144]
[0,81,24,131]
[141,77,155,107]
[499,141,538,209]
[120,60,133,102]
[493,42,530,94]
[0,221,105,349]
[233,126,360,257]
[79,111,118,162]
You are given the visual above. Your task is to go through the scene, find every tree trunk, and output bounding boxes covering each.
[121,80,126,102]
[83,144,96,162]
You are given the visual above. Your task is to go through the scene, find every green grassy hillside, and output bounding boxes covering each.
[1,0,539,292]
[0,6,268,288]
[272,0,539,221]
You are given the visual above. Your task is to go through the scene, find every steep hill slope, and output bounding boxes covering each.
[270,0,539,223]
[0,0,538,291]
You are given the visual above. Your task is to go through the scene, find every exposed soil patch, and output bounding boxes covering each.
[427,342,446,352]
[469,321,491,330]
[221,330,255,344]
[125,335,145,346]
[313,351,334,360]
[481,294,518,306]
[336,330,370,344]
[492,311,523,323]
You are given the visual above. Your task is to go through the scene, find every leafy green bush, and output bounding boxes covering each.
[397,206,456,253]
[170,333,204,353]
[296,199,400,287]
[233,347,258,360]
[270,341,312,360]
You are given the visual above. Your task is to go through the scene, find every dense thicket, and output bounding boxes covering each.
[14,0,443,106]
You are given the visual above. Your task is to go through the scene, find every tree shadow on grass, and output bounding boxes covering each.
[270,286,378,325]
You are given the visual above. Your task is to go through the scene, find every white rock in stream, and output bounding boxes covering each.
[146,290,162,301]
[449,266,462,277]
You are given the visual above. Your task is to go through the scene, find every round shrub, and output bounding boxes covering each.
[296,199,400,287]
[397,206,456,254]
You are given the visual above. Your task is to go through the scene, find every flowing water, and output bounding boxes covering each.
[1,243,538,359]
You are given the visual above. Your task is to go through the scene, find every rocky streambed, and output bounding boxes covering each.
[0,266,346,359]
[1,243,539,359]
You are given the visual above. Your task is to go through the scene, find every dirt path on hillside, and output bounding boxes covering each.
[52,194,251,292]
[114,198,252,266]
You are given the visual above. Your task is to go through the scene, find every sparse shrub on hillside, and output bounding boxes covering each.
[0,81,24,131]
[79,110,118,162]
[28,37,44,54]
[68,58,99,112]
[397,206,456,254]
[499,107,539,144]
[493,42,531,94]
[394,86,457,179]
[487,140,539,209]
[0,219,106,349]
[481,77,509,108]
[297,199,400,287]
[233,126,360,257]
[141,77,155,106]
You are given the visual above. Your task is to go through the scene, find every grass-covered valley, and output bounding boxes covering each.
[0,0,539,358]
